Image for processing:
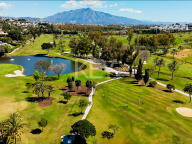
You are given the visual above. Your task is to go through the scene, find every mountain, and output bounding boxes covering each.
[44,8,147,25]
[16,8,189,25]
[17,17,50,22]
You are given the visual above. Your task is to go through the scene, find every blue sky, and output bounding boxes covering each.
[0,1,192,22]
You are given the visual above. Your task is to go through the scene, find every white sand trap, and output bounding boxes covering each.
[176,107,192,117]
[5,69,25,77]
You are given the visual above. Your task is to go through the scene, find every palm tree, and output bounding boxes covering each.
[178,45,184,51]
[157,58,165,78]
[171,49,177,58]
[4,112,26,144]
[167,60,179,80]
[92,81,97,94]
[33,83,41,98]
[184,83,192,103]
[45,85,55,99]
[153,57,159,69]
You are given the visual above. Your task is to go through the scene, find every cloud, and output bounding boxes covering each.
[32,3,38,6]
[109,3,117,7]
[59,0,107,9]
[0,2,14,10]
[118,8,142,13]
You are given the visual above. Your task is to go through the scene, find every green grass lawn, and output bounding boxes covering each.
[0,62,110,144]
[0,34,112,144]
[87,78,192,144]
[1,33,192,144]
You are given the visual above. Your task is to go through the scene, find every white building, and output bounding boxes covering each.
[150,24,188,31]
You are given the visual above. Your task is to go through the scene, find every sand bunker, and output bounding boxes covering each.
[0,101,28,118]
[176,107,192,117]
[5,69,25,77]
[167,49,192,58]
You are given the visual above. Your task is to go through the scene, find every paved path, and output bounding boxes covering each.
[149,78,189,97]
[7,38,33,55]
[81,77,121,120]
[56,53,190,119]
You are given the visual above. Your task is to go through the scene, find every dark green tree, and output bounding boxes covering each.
[72,76,75,82]
[68,82,73,92]
[70,119,96,139]
[67,77,72,84]
[101,131,114,139]
[184,83,192,103]
[63,92,72,102]
[135,59,143,83]
[166,84,175,92]
[163,48,169,57]
[143,69,149,85]
[41,43,53,55]
[38,118,48,132]
[75,80,81,92]
[86,80,92,94]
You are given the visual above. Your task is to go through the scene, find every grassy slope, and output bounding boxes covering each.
[0,35,111,144]
[143,55,192,92]
[87,78,192,144]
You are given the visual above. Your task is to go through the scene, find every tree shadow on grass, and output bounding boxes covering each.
[58,100,68,104]
[162,90,173,93]
[156,78,169,81]
[25,97,46,103]
[30,128,42,134]
[172,100,185,104]
[134,85,145,87]
[22,91,29,93]
[68,112,83,117]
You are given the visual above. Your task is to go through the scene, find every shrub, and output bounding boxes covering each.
[166,84,175,92]
[149,81,157,87]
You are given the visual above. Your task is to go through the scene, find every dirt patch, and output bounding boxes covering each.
[0,101,28,118]
[60,85,91,96]
[167,49,192,58]
[114,66,129,72]
[27,96,55,107]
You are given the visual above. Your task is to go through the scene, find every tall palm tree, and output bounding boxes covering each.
[33,83,41,98]
[167,60,179,80]
[153,57,159,69]
[45,85,55,99]
[184,83,192,103]
[4,112,26,144]
[171,49,177,58]
[157,58,165,78]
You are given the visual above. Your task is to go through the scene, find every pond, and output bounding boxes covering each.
[0,55,87,76]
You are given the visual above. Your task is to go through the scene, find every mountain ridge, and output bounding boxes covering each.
[17,8,189,25]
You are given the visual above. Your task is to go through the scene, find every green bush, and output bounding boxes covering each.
[149,81,157,87]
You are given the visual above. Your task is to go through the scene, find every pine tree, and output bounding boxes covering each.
[135,59,143,83]
[143,69,149,85]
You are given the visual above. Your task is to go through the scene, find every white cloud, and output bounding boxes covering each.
[32,3,38,6]
[109,3,117,7]
[59,0,107,9]
[118,8,142,13]
[0,2,14,10]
